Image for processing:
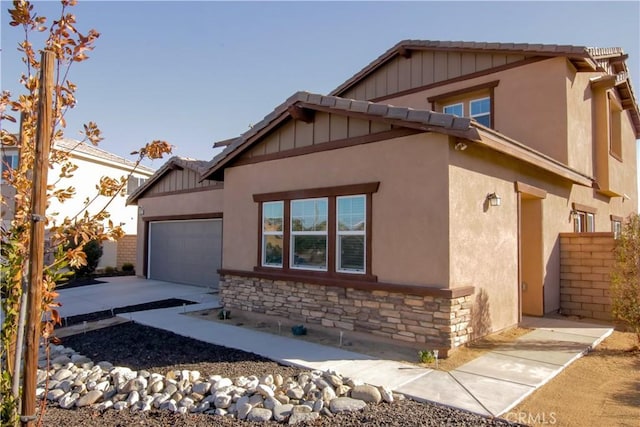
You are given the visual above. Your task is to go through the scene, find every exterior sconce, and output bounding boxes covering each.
[571,210,579,219]
[454,142,468,151]
[138,206,144,216]
[487,193,501,207]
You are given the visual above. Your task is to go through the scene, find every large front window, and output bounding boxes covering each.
[254,183,378,278]
[470,97,491,127]
[291,198,328,271]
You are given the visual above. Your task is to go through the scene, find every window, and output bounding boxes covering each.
[291,198,328,271]
[337,195,366,273]
[470,97,491,127]
[572,203,597,233]
[428,80,499,129]
[262,201,284,267]
[443,103,463,116]
[1,153,19,177]
[611,215,623,239]
[126,176,147,195]
[254,182,379,278]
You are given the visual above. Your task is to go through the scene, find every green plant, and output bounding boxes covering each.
[218,309,231,320]
[104,266,115,274]
[418,349,436,364]
[67,239,103,277]
[610,214,640,345]
[121,262,134,272]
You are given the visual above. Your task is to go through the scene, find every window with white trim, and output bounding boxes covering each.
[1,153,19,180]
[290,198,328,271]
[262,201,284,267]
[574,211,595,233]
[336,195,366,273]
[611,219,622,239]
[470,97,491,127]
[443,103,463,117]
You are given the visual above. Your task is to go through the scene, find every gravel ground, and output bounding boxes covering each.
[39,322,522,426]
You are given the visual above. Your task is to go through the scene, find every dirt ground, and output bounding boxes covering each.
[188,309,640,427]
[512,330,640,427]
[185,308,532,371]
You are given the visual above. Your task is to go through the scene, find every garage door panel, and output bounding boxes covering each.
[149,219,222,287]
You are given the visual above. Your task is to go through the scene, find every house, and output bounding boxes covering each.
[129,40,639,353]
[1,138,155,270]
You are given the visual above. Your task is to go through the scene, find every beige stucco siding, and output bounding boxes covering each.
[222,133,452,287]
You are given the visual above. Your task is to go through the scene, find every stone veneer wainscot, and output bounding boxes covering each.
[219,274,474,352]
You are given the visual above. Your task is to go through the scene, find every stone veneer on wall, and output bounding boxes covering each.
[219,275,473,351]
[116,234,137,270]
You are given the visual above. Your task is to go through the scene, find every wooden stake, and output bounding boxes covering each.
[21,50,54,427]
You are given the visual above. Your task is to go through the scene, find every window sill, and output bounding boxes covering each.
[253,266,377,283]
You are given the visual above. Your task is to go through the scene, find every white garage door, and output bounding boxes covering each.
[148,219,222,288]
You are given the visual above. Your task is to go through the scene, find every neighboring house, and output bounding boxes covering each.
[129,40,639,354]
[2,138,155,270]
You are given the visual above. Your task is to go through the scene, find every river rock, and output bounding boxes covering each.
[192,381,210,395]
[248,407,273,422]
[76,390,103,407]
[351,384,382,403]
[329,397,367,413]
[273,403,293,422]
[288,411,320,425]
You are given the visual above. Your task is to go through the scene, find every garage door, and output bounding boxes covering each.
[148,219,222,288]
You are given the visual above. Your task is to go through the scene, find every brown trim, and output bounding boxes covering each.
[369,56,546,103]
[427,80,500,103]
[253,182,380,203]
[559,232,614,238]
[571,202,597,214]
[220,268,474,299]
[610,214,623,222]
[516,193,522,324]
[590,75,616,91]
[287,105,315,123]
[143,221,149,277]
[514,181,547,199]
[137,185,223,200]
[143,212,223,222]
[398,46,412,59]
[234,128,422,168]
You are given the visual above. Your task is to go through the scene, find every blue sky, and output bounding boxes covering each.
[1,0,639,176]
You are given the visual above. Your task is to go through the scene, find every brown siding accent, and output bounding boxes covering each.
[138,185,223,199]
[253,182,380,203]
[369,56,546,103]
[233,128,421,167]
[145,168,218,196]
[610,214,623,221]
[143,212,223,222]
[219,268,474,299]
[515,181,547,199]
[427,80,500,103]
[559,233,615,321]
[572,202,598,214]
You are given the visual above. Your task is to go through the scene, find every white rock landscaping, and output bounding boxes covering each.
[37,344,402,424]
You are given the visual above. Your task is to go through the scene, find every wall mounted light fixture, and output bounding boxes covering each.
[487,193,501,207]
[454,142,468,151]
[138,206,144,216]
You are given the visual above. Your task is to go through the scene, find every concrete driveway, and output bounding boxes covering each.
[56,276,219,318]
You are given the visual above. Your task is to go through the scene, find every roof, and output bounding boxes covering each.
[330,40,606,97]
[55,138,156,175]
[127,156,214,204]
[326,40,639,135]
[199,90,594,188]
[200,91,479,181]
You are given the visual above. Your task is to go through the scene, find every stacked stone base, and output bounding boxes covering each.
[219,275,473,353]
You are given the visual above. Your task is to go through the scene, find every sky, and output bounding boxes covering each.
[1,0,639,178]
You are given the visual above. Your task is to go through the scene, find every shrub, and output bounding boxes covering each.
[418,350,436,364]
[67,239,103,277]
[104,266,116,274]
[610,214,640,345]
[121,263,135,272]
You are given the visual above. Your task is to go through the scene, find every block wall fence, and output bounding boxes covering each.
[116,234,137,270]
[559,232,615,321]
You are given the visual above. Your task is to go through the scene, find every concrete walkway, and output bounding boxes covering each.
[57,277,614,418]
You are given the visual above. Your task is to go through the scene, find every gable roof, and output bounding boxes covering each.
[199,90,594,187]
[127,156,213,204]
[328,39,640,136]
[200,91,480,181]
[55,138,156,175]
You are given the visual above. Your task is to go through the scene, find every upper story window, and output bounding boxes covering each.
[443,103,463,116]
[254,183,379,279]
[470,97,491,127]
[1,153,19,178]
[428,80,499,129]
[572,203,597,233]
[126,176,147,195]
[610,215,623,239]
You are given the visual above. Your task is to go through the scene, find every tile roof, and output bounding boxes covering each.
[199,91,478,181]
[55,138,155,175]
[330,39,614,97]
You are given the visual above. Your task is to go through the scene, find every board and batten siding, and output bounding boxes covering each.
[143,167,220,196]
[240,113,394,160]
[340,51,526,101]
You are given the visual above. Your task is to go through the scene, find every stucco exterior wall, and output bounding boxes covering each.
[222,133,452,287]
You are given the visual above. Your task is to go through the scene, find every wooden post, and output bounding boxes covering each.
[21,50,54,427]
